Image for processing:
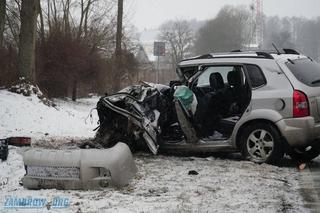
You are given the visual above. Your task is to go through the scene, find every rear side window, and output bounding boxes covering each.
[286,58,320,87]
[245,64,266,88]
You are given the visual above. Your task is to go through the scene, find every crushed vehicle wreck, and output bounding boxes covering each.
[94,49,320,164]
[22,143,137,189]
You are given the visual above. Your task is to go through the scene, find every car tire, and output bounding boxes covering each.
[95,125,136,152]
[289,147,319,162]
[240,123,284,164]
[109,131,136,152]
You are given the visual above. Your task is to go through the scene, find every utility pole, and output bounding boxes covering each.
[114,0,123,92]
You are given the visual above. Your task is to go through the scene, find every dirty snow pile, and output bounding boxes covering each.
[0,89,99,140]
[0,148,307,212]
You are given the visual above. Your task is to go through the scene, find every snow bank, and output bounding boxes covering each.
[0,90,99,140]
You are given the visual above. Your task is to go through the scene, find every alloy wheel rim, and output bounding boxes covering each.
[246,129,274,162]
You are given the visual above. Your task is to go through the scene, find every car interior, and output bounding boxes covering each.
[175,65,251,142]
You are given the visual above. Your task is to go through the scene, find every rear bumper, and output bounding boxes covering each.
[276,117,320,147]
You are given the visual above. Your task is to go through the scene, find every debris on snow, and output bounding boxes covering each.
[188,170,199,175]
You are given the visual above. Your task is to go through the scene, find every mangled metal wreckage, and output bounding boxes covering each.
[94,81,240,155]
[95,83,176,154]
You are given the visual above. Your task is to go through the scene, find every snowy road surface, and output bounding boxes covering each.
[0,146,307,212]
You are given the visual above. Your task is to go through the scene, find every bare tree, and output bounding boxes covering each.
[4,0,20,47]
[194,5,250,54]
[18,0,39,82]
[159,20,194,68]
[78,0,95,39]
[1,0,138,98]
[38,0,45,44]
[0,0,5,47]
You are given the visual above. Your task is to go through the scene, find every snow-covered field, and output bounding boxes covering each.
[0,90,308,212]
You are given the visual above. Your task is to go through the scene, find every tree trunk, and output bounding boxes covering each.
[83,0,92,38]
[63,0,71,36]
[72,79,77,101]
[78,0,84,39]
[38,0,45,44]
[47,0,51,31]
[113,0,123,92]
[18,0,39,83]
[0,0,5,47]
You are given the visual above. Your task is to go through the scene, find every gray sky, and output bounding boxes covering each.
[129,0,320,31]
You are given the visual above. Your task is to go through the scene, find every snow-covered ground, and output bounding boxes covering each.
[0,89,99,140]
[0,147,306,212]
[0,89,308,212]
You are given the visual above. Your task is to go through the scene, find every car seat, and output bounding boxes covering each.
[194,72,225,137]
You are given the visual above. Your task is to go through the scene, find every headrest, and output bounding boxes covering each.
[227,71,242,87]
[209,72,224,91]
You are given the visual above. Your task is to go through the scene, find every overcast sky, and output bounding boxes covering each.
[128,0,320,31]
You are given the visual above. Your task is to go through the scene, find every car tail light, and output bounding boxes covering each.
[293,90,309,117]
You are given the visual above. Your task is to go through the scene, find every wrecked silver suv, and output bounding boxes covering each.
[94,49,320,164]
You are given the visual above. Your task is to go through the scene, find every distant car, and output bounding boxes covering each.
[94,49,320,164]
[0,139,9,161]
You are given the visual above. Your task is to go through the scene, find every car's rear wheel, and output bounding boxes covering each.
[240,123,284,164]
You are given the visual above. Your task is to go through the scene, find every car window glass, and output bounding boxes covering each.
[196,66,234,87]
[245,64,266,88]
[286,58,320,87]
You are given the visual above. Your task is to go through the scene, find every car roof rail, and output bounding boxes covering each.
[180,51,275,63]
[214,50,274,59]
[232,48,300,55]
[230,49,274,59]
[197,54,214,59]
[180,54,213,62]
[283,49,300,55]
[256,52,274,59]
